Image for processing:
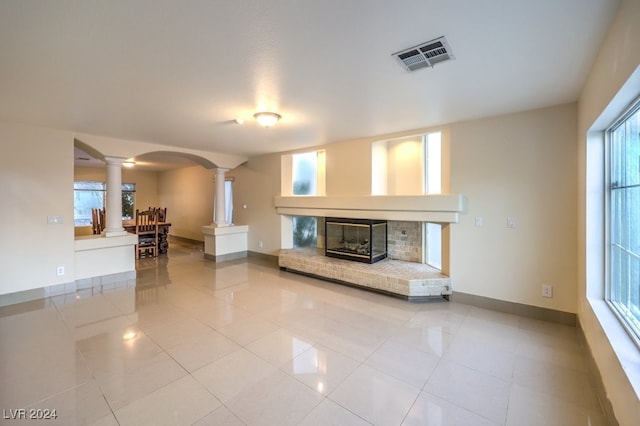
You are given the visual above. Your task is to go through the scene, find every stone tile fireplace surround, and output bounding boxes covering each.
[387,220,422,263]
[274,194,462,300]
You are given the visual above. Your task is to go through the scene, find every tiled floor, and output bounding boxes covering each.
[0,241,606,425]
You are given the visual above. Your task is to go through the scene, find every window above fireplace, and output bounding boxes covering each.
[281,150,326,196]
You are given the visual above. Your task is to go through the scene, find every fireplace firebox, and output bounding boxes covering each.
[325,217,387,263]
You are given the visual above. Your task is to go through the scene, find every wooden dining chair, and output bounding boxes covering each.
[148,206,167,222]
[91,208,105,234]
[135,209,158,259]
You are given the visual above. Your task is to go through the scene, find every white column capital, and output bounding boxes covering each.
[104,156,128,166]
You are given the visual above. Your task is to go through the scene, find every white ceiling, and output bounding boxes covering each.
[0,1,619,162]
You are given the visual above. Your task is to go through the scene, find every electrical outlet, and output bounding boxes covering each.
[542,284,553,298]
[56,266,65,276]
[507,217,517,229]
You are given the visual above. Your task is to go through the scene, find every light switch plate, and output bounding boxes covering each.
[47,216,63,224]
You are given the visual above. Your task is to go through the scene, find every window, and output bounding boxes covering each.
[425,131,442,194]
[425,222,442,269]
[608,98,640,345]
[214,179,234,225]
[292,151,319,195]
[122,184,135,220]
[73,181,136,226]
[281,150,325,196]
[292,216,317,248]
[291,152,318,246]
[287,151,324,247]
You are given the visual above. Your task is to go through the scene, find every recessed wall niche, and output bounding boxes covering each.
[371,132,441,196]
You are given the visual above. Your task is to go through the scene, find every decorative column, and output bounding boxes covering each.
[202,167,248,262]
[104,156,127,237]
[214,167,229,227]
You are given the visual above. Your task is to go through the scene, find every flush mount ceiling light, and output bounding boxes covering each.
[253,111,281,127]
[123,161,135,168]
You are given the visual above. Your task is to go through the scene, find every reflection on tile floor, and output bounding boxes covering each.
[0,241,606,425]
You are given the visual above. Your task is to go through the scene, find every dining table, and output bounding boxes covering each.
[122,220,172,254]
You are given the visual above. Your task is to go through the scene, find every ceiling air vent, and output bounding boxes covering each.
[393,36,455,72]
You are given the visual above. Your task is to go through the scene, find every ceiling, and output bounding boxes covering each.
[0,1,619,167]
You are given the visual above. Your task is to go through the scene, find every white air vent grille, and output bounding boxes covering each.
[393,36,455,72]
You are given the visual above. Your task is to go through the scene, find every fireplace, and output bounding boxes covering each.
[325,217,387,263]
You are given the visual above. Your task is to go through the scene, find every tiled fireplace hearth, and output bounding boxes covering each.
[278,248,451,301]
[279,219,451,301]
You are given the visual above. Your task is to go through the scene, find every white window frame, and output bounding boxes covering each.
[606,96,640,348]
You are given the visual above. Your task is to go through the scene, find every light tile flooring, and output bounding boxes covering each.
[0,241,606,425]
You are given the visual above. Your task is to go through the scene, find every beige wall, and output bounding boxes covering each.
[577,0,640,424]
[0,122,75,295]
[232,155,282,253]
[449,103,578,313]
[157,165,214,241]
[325,138,373,196]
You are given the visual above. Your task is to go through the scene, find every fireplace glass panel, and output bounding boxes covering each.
[325,218,387,263]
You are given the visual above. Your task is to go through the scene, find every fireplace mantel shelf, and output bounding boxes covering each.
[274,194,464,223]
